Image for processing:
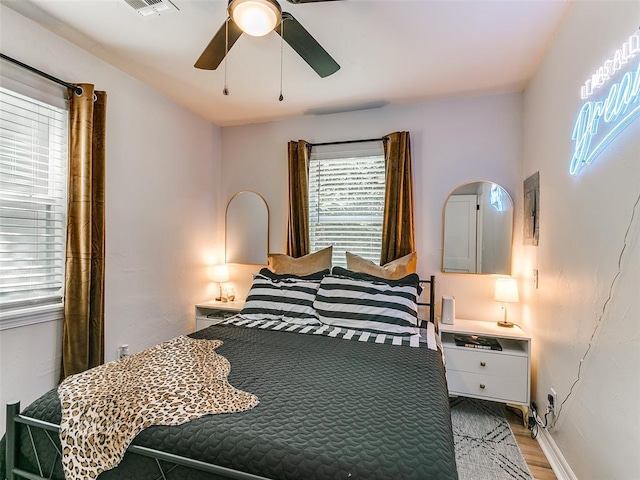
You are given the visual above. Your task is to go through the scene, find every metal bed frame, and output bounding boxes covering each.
[419,275,437,328]
[4,401,270,480]
[4,275,437,480]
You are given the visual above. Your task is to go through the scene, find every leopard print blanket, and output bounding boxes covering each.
[58,336,259,480]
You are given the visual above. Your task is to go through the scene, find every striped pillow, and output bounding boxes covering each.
[314,267,420,335]
[240,273,322,325]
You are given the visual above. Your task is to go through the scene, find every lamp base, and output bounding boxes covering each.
[497,320,514,328]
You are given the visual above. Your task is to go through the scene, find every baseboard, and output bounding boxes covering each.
[534,419,578,480]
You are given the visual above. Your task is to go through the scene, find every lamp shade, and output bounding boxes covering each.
[212,264,230,283]
[229,0,281,37]
[494,278,519,303]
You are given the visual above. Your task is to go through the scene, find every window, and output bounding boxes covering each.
[308,141,385,267]
[0,86,68,327]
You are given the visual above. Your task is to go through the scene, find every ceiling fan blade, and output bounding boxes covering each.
[285,0,342,3]
[277,12,340,78]
[194,18,243,70]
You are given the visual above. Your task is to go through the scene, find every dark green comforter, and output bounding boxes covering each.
[3,324,458,479]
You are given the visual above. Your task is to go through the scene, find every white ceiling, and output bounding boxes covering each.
[3,0,572,126]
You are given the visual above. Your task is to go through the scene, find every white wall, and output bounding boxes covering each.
[522,1,640,478]
[0,6,222,433]
[220,93,524,318]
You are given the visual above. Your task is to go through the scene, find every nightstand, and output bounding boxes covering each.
[439,319,531,426]
[194,300,244,331]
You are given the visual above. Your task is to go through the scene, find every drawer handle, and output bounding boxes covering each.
[479,384,486,389]
[480,361,486,367]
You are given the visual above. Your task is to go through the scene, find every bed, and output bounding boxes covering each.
[2,272,458,480]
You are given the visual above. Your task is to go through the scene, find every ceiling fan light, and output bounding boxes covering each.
[229,0,281,37]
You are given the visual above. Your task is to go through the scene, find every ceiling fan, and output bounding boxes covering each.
[194,0,341,78]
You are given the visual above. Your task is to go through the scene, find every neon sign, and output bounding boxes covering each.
[490,184,507,212]
[570,29,640,176]
[581,32,640,99]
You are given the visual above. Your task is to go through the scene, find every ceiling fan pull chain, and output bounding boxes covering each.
[279,19,284,102]
[223,18,229,96]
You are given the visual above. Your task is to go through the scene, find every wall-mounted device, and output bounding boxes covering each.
[441,295,456,325]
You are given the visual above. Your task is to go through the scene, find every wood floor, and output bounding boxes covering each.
[504,407,557,480]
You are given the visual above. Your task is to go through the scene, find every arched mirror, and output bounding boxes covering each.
[442,181,513,274]
[225,191,269,265]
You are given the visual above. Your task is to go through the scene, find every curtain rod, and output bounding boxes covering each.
[0,53,83,96]
[309,136,389,147]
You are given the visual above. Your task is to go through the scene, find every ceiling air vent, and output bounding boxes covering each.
[123,0,178,17]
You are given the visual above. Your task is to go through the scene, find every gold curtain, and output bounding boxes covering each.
[380,131,415,265]
[61,84,107,380]
[286,140,311,257]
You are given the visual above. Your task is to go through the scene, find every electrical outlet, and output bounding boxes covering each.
[533,269,539,289]
[548,388,557,411]
[119,344,129,359]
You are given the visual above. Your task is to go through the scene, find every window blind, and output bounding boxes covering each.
[0,86,68,313]
[309,140,385,267]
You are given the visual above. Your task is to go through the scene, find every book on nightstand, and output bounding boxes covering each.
[207,310,237,319]
[454,334,503,351]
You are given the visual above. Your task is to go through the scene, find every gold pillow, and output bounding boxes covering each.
[268,246,333,276]
[345,251,417,280]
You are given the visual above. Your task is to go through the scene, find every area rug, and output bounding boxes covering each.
[450,397,533,480]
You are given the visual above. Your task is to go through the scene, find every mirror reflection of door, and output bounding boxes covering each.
[442,182,513,275]
[225,191,269,265]
[443,194,478,273]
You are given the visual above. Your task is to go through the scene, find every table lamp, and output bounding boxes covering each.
[212,264,230,301]
[494,277,519,328]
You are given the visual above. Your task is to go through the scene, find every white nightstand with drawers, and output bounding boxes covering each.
[439,319,531,426]
[194,300,244,332]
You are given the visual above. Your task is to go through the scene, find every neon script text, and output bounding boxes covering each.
[571,60,640,175]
